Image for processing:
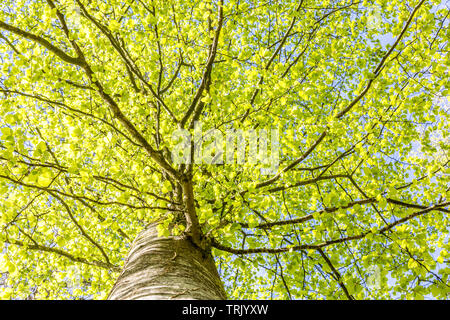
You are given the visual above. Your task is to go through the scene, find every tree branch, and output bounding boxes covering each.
[0,20,83,66]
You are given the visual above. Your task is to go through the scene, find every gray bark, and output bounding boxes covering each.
[107,223,227,300]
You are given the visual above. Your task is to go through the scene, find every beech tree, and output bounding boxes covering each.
[0,0,448,300]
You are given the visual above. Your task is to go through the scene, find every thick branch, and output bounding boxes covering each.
[180,0,224,128]
[4,238,119,271]
[336,0,426,118]
[211,202,449,254]
[0,20,83,65]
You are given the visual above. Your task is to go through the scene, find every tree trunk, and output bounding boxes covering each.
[107,223,227,300]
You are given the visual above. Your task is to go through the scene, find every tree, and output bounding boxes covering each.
[0,0,448,300]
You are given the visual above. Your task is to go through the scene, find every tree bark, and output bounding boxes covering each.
[107,223,227,300]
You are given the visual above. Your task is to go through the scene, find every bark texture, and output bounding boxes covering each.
[108,223,227,300]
